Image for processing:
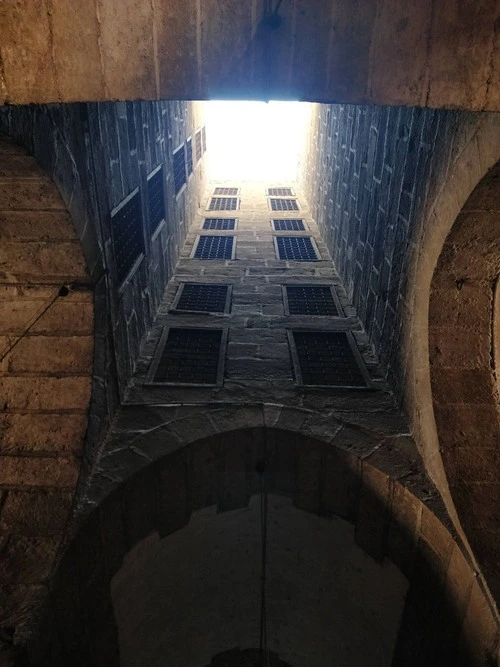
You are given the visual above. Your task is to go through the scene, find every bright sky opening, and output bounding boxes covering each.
[204,101,312,182]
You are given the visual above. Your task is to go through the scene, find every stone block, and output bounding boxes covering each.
[0,455,78,488]
[355,463,391,561]
[0,489,72,535]
[0,376,92,411]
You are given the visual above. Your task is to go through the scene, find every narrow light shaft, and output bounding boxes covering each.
[205,101,312,182]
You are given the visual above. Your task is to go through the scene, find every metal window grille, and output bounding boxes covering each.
[174,283,231,313]
[147,166,166,234]
[173,145,186,194]
[269,198,299,211]
[192,235,235,260]
[268,187,294,196]
[208,197,239,211]
[272,219,305,231]
[289,331,369,387]
[202,126,207,153]
[195,130,202,163]
[275,236,319,261]
[202,218,237,231]
[111,189,145,285]
[214,187,239,196]
[186,138,193,175]
[149,327,226,385]
[284,285,341,316]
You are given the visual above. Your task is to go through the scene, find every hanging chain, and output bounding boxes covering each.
[257,459,270,667]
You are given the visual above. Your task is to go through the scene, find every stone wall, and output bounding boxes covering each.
[0,101,208,644]
[299,104,482,397]
[0,137,94,640]
[1,1,499,111]
[0,101,208,476]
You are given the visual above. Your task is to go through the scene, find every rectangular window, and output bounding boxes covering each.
[288,331,370,388]
[202,126,207,153]
[272,219,306,231]
[202,218,237,231]
[147,165,166,235]
[274,236,320,261]
[192,235,236,260]
[207,197,239,211]
[186,138,193,176]
[269,198,299,211]
[195,130,202,163]
[173,145,186,195]
[110,188,145,285]
[214,187,239,196]
[267,187,294,196]
[283,285,342,316]
[172,283,232,314]
[148,327,227,386]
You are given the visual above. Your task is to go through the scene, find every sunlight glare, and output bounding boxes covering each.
[204,101,312,182]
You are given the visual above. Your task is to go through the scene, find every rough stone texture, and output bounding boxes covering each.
[0,2,499,110]
[0,137,93,635]
[0,101,208,643]
[299,102,500,655]
[429,163,500,603]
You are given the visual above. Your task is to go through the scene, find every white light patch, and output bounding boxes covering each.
[205,101,312,182]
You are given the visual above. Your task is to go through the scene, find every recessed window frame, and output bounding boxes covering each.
[287,329,372,389]
[271,219,308,232]
[213,187,240,196]
[282,284,345,317]
[146,164,167,238]
[146,326,228,387]
[195,129,203,164]
[110,186,146,291]
[186,137,194,177]
[201,218,238,231]
[173,144,187,197]
[268,197,300,212]
[273,235,321,261]
[190,234,237,260]
[206,197,240,212]
[171,282,233,315]
[267,187,295,197]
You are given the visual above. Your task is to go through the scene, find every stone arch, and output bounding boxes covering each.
[0,137,94,643]
[402,114,500,603]
[428,160,500,604]
[27,427,499,666]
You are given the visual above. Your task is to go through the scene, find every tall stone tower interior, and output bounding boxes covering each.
[0,3,500,666]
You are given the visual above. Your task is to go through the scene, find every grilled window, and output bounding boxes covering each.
[208,197,239,211]
[202,218,237,231]
[272,219,305,231]
[173,145,186,195]
[268,187,294,196]
[284,285,341,316]
[289,331,368,387]
[174,283,231,313]
[202,126,207,153]
[192,235,235,260]
[147,166,166,234]
[195,130,202,163]
[149,328,226,385]
[275,236,319,261]
[186,138,193,176]
[111,189,145,285]
[214,187,239,196]
[269,198,299,211]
